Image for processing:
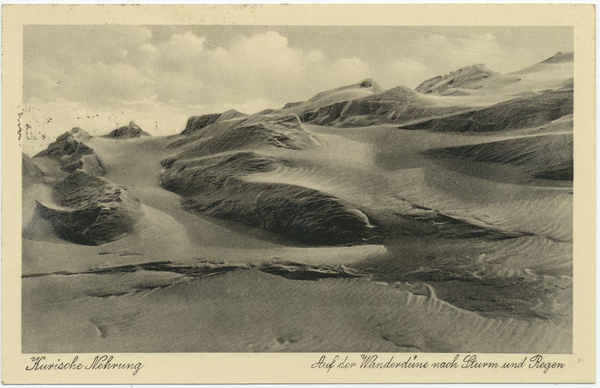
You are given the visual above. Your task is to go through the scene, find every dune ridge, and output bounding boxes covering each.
[34,128,106,176]
[399,88,572,133]
[415,64,500,95]
[161,151,382,246]
[180,109,248,136]
[296,86,472,127]
[425,133,573,182]
[36,170,143,245]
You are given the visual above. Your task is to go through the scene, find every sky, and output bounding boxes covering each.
[22,26,573,142]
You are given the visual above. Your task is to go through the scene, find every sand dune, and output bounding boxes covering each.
[166,113,319,156]
[425,133,573,183]
[282,78,384,113]
[399,88,572,133]
[104,121,151,139]
[262,53,573,129]
[22,52,573,353]
[415,52,573,98]
[297,86,474,127]
[179,110,247,136]
[35,170,143,245]
[415,64,500,95]
[34,129,106,176]
[22,153,44,190]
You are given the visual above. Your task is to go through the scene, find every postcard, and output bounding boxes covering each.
[2,4,595,384]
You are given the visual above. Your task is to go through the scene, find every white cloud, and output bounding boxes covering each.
[149,30,373,107]
[380,58,427,88]
[25,28,379,135]
[331,57,370,82]
[158,32,206,73]
[308,50,324,63]
[388,58,427,75]
[415,33,504,71]
[458,34,502,63]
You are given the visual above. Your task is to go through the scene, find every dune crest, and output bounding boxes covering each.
[399,88,572,132]
[415,64,500,94]
[36,170,143,245]
[106,121,151,139]
[166,113,319,159]
[34,129,106,176]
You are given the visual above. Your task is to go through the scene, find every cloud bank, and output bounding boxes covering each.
[25,27,381,116]
[23,26,568,140]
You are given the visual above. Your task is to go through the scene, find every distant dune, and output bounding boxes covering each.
[415,64,500,94]
[283,78,384,112]
[69,127,93,141]
[298,86,472,127]
[105,121,151,139]
[34,128,106,176]
[399,88,572,132]
[540,51,574,64]
[180,109,248,136]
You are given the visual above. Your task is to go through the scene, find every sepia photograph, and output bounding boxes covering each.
[3,4,595,385]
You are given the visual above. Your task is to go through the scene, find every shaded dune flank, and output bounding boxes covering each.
[180,109,248,136]
[425,133,574,182]
[34,128,106,176]
[297,86,471,127]
[161,151,382,246]
[22,153,44,182]
[415,64,500,95]
[399,89,573,132]
[36,170,143,245]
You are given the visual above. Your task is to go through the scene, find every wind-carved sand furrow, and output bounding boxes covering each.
[473,236,572,278]
[382,167,572,242]
[355,277,571,353]
[245,158,566,244]
[22,259,372,286]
